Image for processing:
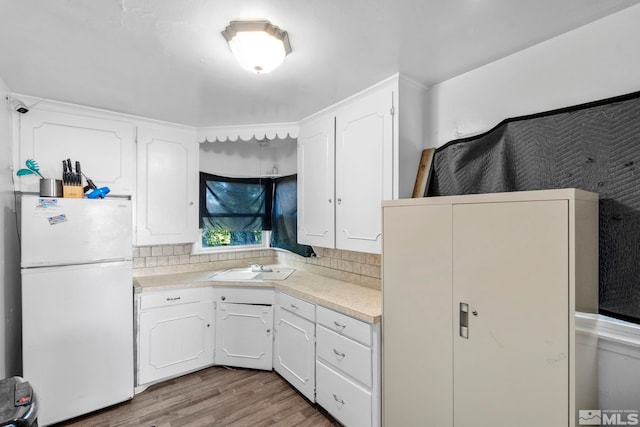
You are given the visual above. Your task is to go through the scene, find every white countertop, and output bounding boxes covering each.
[134,267,382,323]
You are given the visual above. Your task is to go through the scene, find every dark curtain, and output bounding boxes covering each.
[271,175,316,257]
[428,90,640,324]
[200,173,273,231]
[199,172,315,257]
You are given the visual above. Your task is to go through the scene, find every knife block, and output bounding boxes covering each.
[63,185,84,198]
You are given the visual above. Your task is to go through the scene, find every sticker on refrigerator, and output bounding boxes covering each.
[38,198,59,208]
[33,198,64,218]
[47,214,67,225]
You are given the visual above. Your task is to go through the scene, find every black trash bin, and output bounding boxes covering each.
[0,376,37,426]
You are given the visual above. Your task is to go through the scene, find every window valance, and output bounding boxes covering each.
[197,123,299,143]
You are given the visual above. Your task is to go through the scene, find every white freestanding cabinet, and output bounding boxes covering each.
[136,125,199,245]
[213,287,274,370]
[273,292,317,401]
[137,287,215,386]
[297,74,426,254]
[382,189,599,427]
[15,108,135,195]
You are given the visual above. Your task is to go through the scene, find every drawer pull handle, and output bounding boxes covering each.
[333,321,346,330]
[333,394,345,405]
[166,296,181,302]
[290,304,299,310]
[333,349,346,359]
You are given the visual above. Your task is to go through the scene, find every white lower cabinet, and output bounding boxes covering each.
[137,285,380,427]
[214,287,274,370]
[274,292,316,401]
[315,306,380,427]
[316,361,373,427]
[137,287,215,386]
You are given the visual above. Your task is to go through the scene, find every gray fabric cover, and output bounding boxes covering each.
[428,92,640,323]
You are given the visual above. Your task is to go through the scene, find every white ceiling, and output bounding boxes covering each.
[1,0,639,127]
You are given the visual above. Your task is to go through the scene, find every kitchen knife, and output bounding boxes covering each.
[66,159,74,185]
[75,161,82,186]
[62,160,68,184]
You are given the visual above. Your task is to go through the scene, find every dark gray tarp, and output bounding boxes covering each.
[428,91,640,323]
[270,174,316,257]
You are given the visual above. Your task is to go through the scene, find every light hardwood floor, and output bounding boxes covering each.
[54,366,341,427]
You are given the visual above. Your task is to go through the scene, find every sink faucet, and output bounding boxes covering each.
[250,264,273,272]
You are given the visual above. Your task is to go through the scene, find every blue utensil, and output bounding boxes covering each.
[25,159,45,178]
[16,168,35,176]
[87,186,110,199]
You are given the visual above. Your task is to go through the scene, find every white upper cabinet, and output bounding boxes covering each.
[335,86,393,254]
[297,114,335,248]
[15,109,135,195]
[136,125,198,245]
[297,74,426,254]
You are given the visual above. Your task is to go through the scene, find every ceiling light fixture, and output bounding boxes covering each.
[222,20,292,74]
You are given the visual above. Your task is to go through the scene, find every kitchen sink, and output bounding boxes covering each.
[209,267,295,282]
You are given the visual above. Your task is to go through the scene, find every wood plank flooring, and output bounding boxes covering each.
[54,366,341,427]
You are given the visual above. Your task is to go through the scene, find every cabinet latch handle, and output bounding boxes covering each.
[166,296,181,302]
[333,349,346,359]
[290,304,299,310]
[460,302,469,339]
[333,321,346,330]
[333,394,345,405]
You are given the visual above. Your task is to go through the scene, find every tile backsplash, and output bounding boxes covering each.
[132,244,381,290]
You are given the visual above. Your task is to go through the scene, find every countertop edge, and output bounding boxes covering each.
[133,269,381,324]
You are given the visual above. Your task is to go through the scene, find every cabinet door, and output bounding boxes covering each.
[136,126,198,245]
[274,306,316,401]
[215,303,274,370]
[138,302,214,385]
[452,200,569,426]
[17,110,135,195]
[382,204,453,427]
[297,114,335,247]
[335,86,393,254]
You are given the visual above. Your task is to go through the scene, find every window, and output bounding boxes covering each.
[199,172,315,257]
[199,173,272,249]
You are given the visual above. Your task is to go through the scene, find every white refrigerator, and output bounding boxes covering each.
[20,195,134,426]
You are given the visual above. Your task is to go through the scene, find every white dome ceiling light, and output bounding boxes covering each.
[222,20,292,74]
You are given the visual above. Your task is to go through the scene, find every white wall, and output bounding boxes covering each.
[426,4,640,147]
[199,137,297,178]
[0,76,21,377]
[599,340,640,410]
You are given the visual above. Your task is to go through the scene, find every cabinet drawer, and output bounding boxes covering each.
[316,361,372,427]
[213,287,274,305]
[317,306,372,346]
[140,287,213,310]
[317,325,372,387]
[278,292,315,322]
